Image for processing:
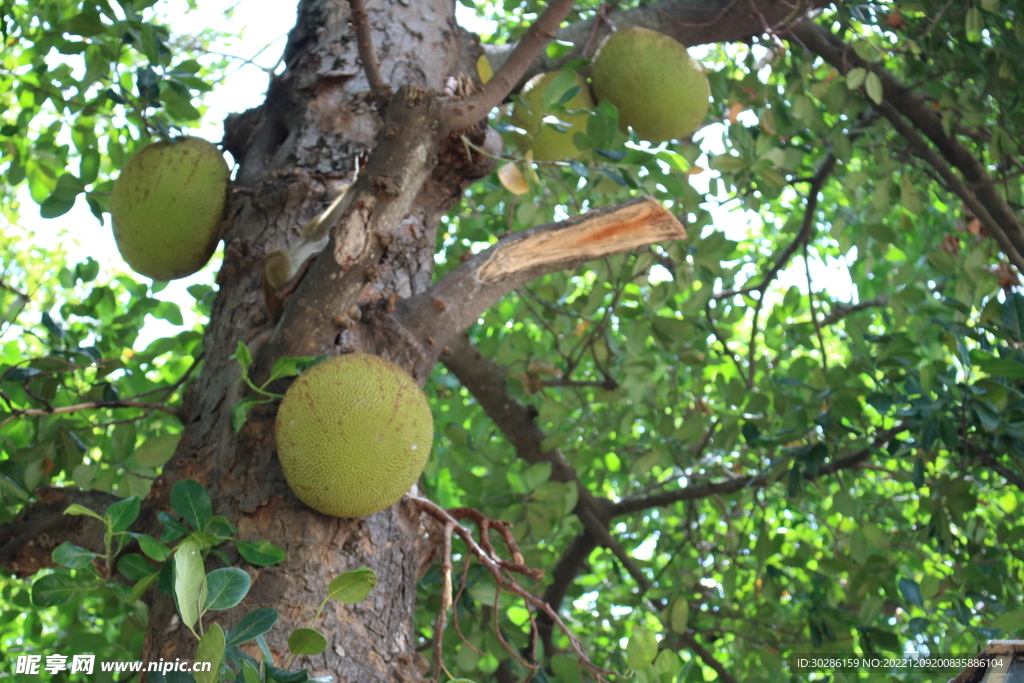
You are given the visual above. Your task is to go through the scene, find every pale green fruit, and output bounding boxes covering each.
[591,27,710,143]
[511,71,595,161]
[276,354,434,518]
[109,137,229,281]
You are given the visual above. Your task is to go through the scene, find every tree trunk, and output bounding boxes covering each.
[144,1,480,678]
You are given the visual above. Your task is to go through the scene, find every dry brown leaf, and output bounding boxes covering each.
[498,162,529,195]
[727,102,744,124]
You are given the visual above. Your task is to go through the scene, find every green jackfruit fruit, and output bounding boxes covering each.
[591,27,710,143]
[109,137,229,281]
[275,354,434,518]
[511,71,594,161]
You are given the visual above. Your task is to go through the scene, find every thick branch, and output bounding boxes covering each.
[0,487,118,576]
[482,0,829,87]
[258,86,443,365]
[394,196,685,375]
[611,427,903,516]
[789,20,1024,271]
[441,0,577,134]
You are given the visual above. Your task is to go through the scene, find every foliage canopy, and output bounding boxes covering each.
[2,0,1024,682]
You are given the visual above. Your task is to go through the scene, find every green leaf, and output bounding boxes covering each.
[669,596,689,633]
[204,567,251,610]
[241,659,261,683]
[845,67,867,90]
[133,533,172,561]
[159,511,190,542]
[171,479,213,531]
[267,355,317,383]
[237,540,286,566]
[32,573,91,606]
[52,542,98,569]
[134,433,182,467]
[992,609,1024,634]
[110,422,137,461]
[232,340,253,371]
[898,577,923,608]
[979,358,1024,378]
[195,623,226,683]
[40,195,77,219]
[266,665,309,683]
[130,573,159,604]
[232,397,261,433]
[864,72,883,105]
[65,12,107,37]
[0,475,31,503]
[118,553,158,581]
[63,503,102,520]
[965,7,984,42]
[104,496,141,532]
[287,627,328,656]
[626,626,658,668]
[327,567,377,603]
[225,608,280,647]
[173,539,207,631]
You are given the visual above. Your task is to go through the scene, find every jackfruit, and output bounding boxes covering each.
[511,71,594,161]
[109,137,229,281]
[591,27,710,143]
[275,353,434,518]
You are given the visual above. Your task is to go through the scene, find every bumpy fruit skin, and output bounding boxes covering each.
[109,137,229,281]
[591,27,710,143]
[275,354,434,518]
[511,71,595,161]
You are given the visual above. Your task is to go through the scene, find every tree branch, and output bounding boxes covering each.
[349,0,390,97]
[745,152,836,388]
[0,400,182,428]
[0,487,118,576]
[611,427,903,516]
[820,295,887,326]
[677,632,740,683]
[394,196,685,376]
[440,335,631,654]
[441,0,577,134]
[481,0,830,88]
[789,19,1024,272]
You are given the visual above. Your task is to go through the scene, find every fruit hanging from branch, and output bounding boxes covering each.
[510,70,595,161]
[591,27,711,143]
[109,136,229,281]
[275,353,434,518]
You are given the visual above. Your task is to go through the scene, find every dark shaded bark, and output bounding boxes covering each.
[142,0,481,678]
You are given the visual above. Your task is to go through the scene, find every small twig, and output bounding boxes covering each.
[539,377,618,390]
[0,400,182,428]
[820,296,887,325]
[679,632,740,683]
[429,522,454,680]
[349,0,391,97]
[747,151,836,389]
[803,243,829,375]
[580,2,618,58]
[411,496,614,682]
